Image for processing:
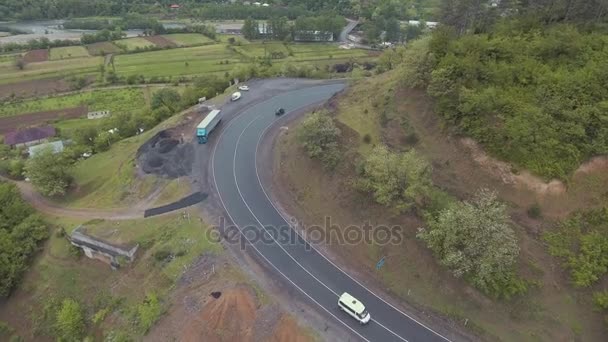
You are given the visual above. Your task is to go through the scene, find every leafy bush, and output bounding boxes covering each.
[358,146,433,212]
[297,111,341,169]
[24,148,72,196]
[422,25,608,179]
[544,207,608,287]
[0,182,49,297]
[134,294,163,333]
[418,189,525,298]
[55,299,85,341]
[594,290,608,310]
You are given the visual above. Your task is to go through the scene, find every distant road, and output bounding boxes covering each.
[210,82,453,341]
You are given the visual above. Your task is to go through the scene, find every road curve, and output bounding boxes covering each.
[211,84,451,342]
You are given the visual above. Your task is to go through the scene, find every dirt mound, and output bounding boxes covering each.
[137,129,193,179]
[460,137,567,196]
[184,286,258,342]
[144,35,178,48]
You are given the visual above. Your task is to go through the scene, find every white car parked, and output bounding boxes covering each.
[238,85,250,91]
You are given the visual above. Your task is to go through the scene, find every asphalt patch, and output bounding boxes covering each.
[144,191,208,217]
[137,129,193,179]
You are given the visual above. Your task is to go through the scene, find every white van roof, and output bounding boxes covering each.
[339,292,366,314]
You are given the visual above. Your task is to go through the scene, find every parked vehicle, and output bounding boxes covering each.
[238,85,250,91]
[338,292,371,324]
[231,91,242,101]
[275,107,285,116]
[197,109,222,144]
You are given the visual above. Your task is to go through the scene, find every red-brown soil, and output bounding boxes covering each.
[144,35,178,48]
[23,49,49,63]
[0,106,87,134]
[0,78,71,101]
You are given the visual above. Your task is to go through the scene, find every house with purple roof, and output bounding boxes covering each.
[3,126,56,148]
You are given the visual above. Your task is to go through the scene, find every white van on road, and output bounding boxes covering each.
[338,292,371,324]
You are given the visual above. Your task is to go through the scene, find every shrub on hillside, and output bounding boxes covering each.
[357,145,433,212]
[544,207,608,287]
[297,111,341,169]
[418,189,526,298]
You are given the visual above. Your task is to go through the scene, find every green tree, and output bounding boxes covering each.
[384,17,401,42]
[151,88,181,112]
[358,145,433,212]
[55,299,85,341]
[418,189,524,297]
[24,148,72,197]
[297,111,341,169]
[242,17,259,40]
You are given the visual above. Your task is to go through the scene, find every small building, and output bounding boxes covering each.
[69,225,139,269]
[407,20,439,29]
[169,4,181,9]
[27,140,64,158]
[87,110,111,120]
[4,126,56,148]
[294,30,334,42]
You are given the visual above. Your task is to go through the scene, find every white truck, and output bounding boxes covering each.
[196,109,221,144]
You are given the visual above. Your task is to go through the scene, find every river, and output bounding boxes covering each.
[0,20,186,45]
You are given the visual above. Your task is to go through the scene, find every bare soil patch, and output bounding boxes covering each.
[0,106,87,134]
[147,254,313,342]
[0,77,91,101]
[144,35,178,48]
[23,49,49,63]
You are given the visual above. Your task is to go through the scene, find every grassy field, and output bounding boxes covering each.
[49,46,91,60]
[86,41,122,55]
[115,37,156,50]
[0,55,103,85]
[1,39,372,87]
[163,33,213,46]
[0,209,220,340]
[58,107,191,209]
[0,88,146,117]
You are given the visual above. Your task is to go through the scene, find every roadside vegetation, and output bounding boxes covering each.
[0,182,49,297]
[279,0,608,340]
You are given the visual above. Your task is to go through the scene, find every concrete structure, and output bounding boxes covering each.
[87,110,111,119]
[407,20,439,28]
[3,126,56,148]
[69,226,139,269]
[27,140,64,158]
[294,30,334,42]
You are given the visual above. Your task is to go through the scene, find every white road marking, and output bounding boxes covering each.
[253,103,453,342]
[211,108,371,342]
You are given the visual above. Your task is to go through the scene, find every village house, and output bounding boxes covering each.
[27,140,65,158]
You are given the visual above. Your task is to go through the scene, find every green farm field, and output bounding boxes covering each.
[49,46,91,60]
[163,33,213,46]
[0,88,145,117]
[115,37,155,50]
[1,40,374,88]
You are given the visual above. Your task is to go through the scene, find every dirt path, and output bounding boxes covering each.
[1,175,144,220]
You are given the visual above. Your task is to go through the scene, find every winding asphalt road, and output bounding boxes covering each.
[211,83,451,342]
